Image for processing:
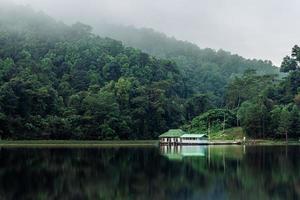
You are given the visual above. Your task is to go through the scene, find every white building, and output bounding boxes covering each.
[180,134,208,145]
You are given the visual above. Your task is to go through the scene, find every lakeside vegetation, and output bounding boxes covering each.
[209,127,245,140]
[96,24,279,107]
[0,3,300,142]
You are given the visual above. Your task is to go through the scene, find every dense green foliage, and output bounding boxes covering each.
[185,45,300,140]
[1,3,298,140]
[221,46,300,139]
[96,24,279,104]
[0,4,190,139]
[183,109,236,134]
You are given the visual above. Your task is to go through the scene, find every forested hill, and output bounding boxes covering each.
[95,24,279,103]
[0,4,188,139]
[0,3,285,140]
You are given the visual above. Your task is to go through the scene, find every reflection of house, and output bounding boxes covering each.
[180,145,206,156]
[161,145,244,162]
[159,129,208,145]
[160,145,207,160]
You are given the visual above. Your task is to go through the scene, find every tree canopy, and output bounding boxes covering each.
[0,4,188,139]
[0,3,297,140]
[95,24,279,105]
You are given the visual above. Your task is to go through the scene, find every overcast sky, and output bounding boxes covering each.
[8,0,300,66]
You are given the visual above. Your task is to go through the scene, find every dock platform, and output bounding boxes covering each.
[160,140,242,145]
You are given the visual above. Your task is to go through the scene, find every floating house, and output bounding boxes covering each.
[159,129,208,145]
[159,129,186,145]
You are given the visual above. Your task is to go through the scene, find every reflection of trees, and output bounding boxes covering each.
[0,146,299,199]
[232,146,300,200]
[161,145,300,200]
[0,148,212,200]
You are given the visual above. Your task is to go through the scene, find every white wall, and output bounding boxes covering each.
[181,138,208,144]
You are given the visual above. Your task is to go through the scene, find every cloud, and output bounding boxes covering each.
[9,0,300,66]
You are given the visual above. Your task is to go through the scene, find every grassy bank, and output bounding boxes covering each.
[245,139,300,145]
[0,140,158,148]
[209,127,300,145]
[209,127,245,140]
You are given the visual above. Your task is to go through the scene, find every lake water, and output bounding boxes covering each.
[0,145,299,200]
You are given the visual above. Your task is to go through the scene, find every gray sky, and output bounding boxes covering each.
[9,0,300,66]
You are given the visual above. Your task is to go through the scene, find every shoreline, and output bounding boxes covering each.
[0,139,299,147]
[0,140,159,148]
[244,139,300,146]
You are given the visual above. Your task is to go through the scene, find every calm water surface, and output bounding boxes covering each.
[0,145,299,200]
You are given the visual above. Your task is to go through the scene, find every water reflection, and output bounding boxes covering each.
[160,145,246,161]
[160,145,207,160]
[0,146,299,200]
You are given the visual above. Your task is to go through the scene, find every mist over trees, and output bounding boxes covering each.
[0,3,299,140]
[0,4,187,139]
[95,24,279,105]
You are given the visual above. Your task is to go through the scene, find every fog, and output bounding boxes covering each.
[7,0,300,66]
